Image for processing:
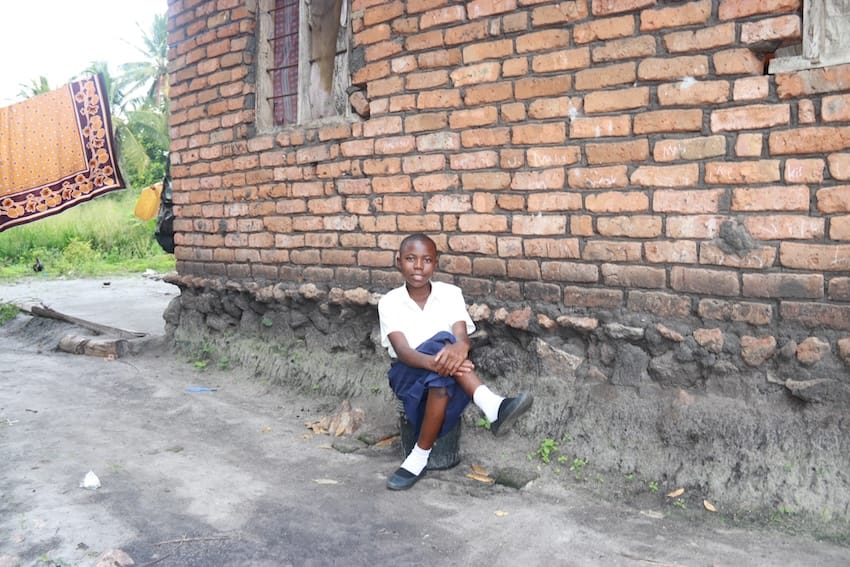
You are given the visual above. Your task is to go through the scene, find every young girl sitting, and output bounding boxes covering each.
[378,233,533,490]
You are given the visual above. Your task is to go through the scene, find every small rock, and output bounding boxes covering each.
[656,323,684,342]
[506,307,533,330]
[740,335,776,367]
[468,303,491,322]
[693,328,723,353]
[95,549,135,567]
[838,338,850,364]
[796,337,830,365]
[557,315,599,332]
[537,313,556,331]
[604,323,645,341]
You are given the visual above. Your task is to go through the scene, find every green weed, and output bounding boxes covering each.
[535,437,560,464]
[570,457,588,479]
[648,480,659,494]
[673,498,686,510]
[0,302,18,325]
[476,417,491,430]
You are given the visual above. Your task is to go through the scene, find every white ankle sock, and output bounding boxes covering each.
[473,385,504,423]
[400,443,431,475]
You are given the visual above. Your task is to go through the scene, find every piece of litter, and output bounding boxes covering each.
[495,510,508,517]
[313,478,339,485]
[80,470,101,490]
[186,387,218,392]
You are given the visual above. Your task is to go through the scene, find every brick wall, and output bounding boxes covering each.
[166,0,850,331]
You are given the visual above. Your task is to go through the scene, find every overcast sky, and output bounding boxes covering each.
[0,0,167,106]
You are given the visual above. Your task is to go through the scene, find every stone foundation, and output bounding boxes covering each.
[163,274,850,524]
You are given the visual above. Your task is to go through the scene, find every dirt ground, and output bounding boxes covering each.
[1,276,849,567]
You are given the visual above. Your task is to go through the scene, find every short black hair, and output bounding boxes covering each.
[398,233,437,254]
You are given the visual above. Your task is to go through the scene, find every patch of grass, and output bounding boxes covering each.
[476,416,491,430]
[569,457,588,479]
[648,480,659,494]
[0,302,18,325]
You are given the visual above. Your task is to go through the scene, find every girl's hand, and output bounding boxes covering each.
[434,342,468,376]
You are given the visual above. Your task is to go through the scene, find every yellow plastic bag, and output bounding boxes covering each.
[134,182,163,221]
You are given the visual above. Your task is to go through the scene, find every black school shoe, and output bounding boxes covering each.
[490,392,533,437]
[386,467,426,490]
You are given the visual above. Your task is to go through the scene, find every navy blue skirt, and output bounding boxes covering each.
[388,331,472,439]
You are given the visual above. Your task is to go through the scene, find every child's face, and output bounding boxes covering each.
[397,238,437,289]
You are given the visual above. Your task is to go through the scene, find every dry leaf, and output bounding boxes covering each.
[302,434,313,439]
[703,500,717,512]
[374,435,399,447]
[314,478,339,485]
[318,444,333,450]
[471,463,489,476]
[667,487,685,498]
[495,510,508,517]
[466,473,495,484]
[262,425,272,433]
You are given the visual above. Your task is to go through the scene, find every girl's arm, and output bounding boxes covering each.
[388,325,475,377]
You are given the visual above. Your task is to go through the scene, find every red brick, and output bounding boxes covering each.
[570,116,631,139]
[368,75,404,97]
[575,62,636,90]
[597,215,661,238]
[532,48,591,73]
[355,23,391,46]
[402,154,446,174]
[417,89,462,109]
[828,154,850,181]
[583,240,643,262]
[512,123,566,145]
[450,150,499,170]
[511,169,566,190]
[634,109,703,134]
[461,127,511,148]
[775,64,850,99]
[528,147,582,167]
[641,0,711,31]
[700,242,777,269]
[568,165,629,189]
[531,1,589,26]
[462,39,514,63]
[368,41,405,63]
[823,94,850,122]
[672,266,739,296]
[363,116,403,138]
[426,193,472,213]
[667,215,725,239]
[449,107,498,130]
[817,186,850,213]
[419,48,462,69]
[663,23,735,53]
[830,216,850,240]
[740,15,800,45]
[511,214,567,235]
[417,131,460,152]
[638,56,709,81]
[457,213,508,232]
[415,173,460,193]
[592,36,656,63]
[743,273,823,299]
[654,189,723,213]
[602,264,666,289]
[591,0,654,16]
[632,164,700,188]
[449,235,498,255]
[405,112,448,133]
[542,262,598,282]
[654,135,726,162]
[584,87,649,113]
[526,238,580,259]
[784,159,824,183]
[501,149,526,169]
[733,77,770,101]
[585,192,649,213]
[528,97,582,119]
[733,185,809,212]
[497,194,525,210]
[468,0,517,18]
[571,215,594,236]
[658,80,729,106]
[770,127,850,155]
[719,0,801,20]
[449,62,499,86]
[698,299,773,325]
[799,99,816,124]
[407,69,450,90]
[744,215,824,240]
[714,49,764,75]
[501,102,527,122]
[462,172,512,190]
[736,133,763,157]
[503,57,529,78]
[464,81,514,105]
[406,30,445,52]
[586,140,649,165]
[444,20,489,45]
[515,76,573,99]
[373,175,412,193]
[780,302,850,331]
[516,29,571,53]
[645,240,698,264]
[527,192,582,211]
[420,5,466,30]
[705,160,780,184]
[375,135,416,154]
[711,104,790,132]
[574,15,634,44]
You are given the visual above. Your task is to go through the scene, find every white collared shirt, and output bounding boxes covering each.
[378,280,475,359]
